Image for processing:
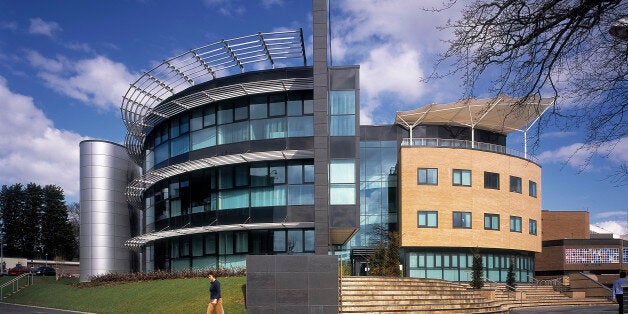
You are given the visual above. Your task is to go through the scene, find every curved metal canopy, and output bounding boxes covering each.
[121,30,307,163]
[395,95,554,134]
[125,222,314,250]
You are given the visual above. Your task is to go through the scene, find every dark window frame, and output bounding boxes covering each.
[510,216,522,233]
[510,176,522,193]
[417,210,438,228]
[453,211,472,229]
[452,169,472,187]
[484,213,500,230]
[417,168,438,185]
[484,172,500,190]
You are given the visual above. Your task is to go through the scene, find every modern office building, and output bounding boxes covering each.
[536,210,627,277]
[79,2,553,284]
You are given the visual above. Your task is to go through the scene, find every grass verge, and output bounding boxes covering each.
[4,276,246,314]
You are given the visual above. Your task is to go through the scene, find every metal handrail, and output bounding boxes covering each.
[400,138,538,163]
[577,272,613,301]
[0,273,34,301]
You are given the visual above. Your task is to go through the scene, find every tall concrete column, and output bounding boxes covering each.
[313,0,330,255]
[79,140,140,282]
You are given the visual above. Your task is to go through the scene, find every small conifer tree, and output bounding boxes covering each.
[506,257,516,291]
[470,249,484,289]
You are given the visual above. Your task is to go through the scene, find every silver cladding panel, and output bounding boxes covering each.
[79,140,141,282]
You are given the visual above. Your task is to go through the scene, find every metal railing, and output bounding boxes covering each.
[401,138,538,163]
[0,273,34,301]
[485,278,524,304]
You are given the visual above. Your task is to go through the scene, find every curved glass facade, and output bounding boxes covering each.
[144,160,315,231]
[145,91,313,171]
[406,250,534,283]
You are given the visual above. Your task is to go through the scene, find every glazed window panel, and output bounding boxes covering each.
[453,211,471,229]
[330,184,356,205]
[453,169,471,186]
[190,110,203,131]
[417,168,438,185]
[330,115,355,136]
[509,216,522,232]
[269,94,286,116]
[273,230,286,252]
[510,176,522,193]
[529,219,537,235]
[250,117,286,140]
[288,230,303,253]
[330,159,356,183]
[203,107,216,127]
[219,232,234,255]
[191,127,216,150]
[217,107,233,124]
[154,143,169,165]
[304,230,315,252]
[269,164,286,184]
[218,189,249,209]
[250,103,268,119]
[204,234,216,254]
[250,186,286,207]
[287,95,303,116]
[288,184,314,205]
[418,211,438,228]
[250,165,269,187]
[329,90,356,114]
[529,181,537,197]
[192,236,204,257]
[287,116,313,137]
[217,121,249,144]
[235,232,248,253]
[234,105,248,121]
[484,172,500,190]
[484,213,500,230]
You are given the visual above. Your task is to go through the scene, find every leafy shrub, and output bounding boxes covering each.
[84,267,245,286]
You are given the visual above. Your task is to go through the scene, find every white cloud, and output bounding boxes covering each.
[27,53,136,111]
[594,211,628,220]
[0,21,18,31]
[0,76,87,197]
[330,0,464,124]
[29,17,61,37]
[537,137,628,170]
[262,0,283,8]
[202,0,245,16]
[593,221,628,236]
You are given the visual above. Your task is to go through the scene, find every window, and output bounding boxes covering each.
[329,90,356,136]
[453,169,471,186]
[417,168,438,185]
[453,212,471,229]
[418,211,438,228]
[510,216,522,232]
[510,176,522,193]
[329,159,356,205]
[529,181,537,197]
[529,219,537,235]
[484,172,500,189]
[484,213,500,230]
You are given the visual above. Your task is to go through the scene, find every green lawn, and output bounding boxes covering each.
[3,276,246,314]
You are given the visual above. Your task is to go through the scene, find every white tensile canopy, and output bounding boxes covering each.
[395,95,555,157]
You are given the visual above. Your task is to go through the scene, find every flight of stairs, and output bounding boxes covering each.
[339,276,614,313]
[489,283,613,310]
[340,276,506,313]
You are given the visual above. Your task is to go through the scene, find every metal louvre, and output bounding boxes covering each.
[126,149,314,205]
[121,30,308,164]
[125,222,314,250]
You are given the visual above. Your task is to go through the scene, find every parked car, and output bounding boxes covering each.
[8,264,31,276]
[33,266,56,276]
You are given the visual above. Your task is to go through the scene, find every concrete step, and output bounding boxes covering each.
[341,294,487,301]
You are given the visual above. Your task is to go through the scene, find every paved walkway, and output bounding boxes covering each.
[511,304,619,314]
[0,303,91,313]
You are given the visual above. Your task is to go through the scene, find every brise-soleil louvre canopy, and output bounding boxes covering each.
[120,30,307,163]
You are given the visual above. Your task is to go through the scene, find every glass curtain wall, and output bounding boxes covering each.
[145,91,314,171]
[349,140,398,247]
[407,251,534,283]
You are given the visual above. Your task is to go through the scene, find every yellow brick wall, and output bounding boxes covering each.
[399,147,542,253]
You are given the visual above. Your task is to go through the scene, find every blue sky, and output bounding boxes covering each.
[0,0,625,235]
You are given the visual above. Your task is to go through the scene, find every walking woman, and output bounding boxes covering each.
[207,272,224,314]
